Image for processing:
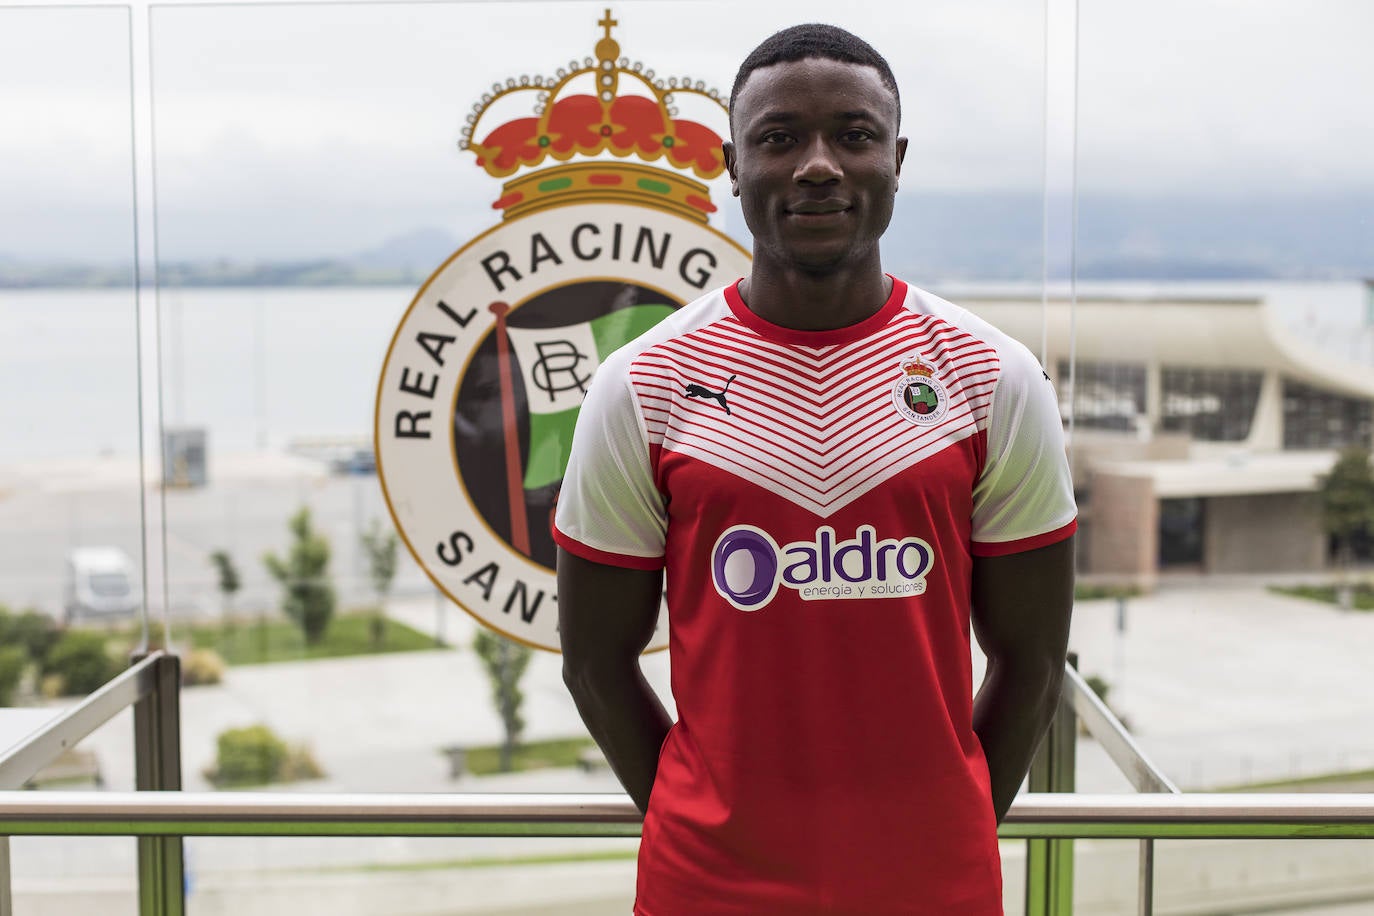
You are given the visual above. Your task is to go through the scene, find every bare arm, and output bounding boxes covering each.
[971,535,1075,822]
[557,547,671,813]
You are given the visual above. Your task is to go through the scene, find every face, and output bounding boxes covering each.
[724,57,907,276]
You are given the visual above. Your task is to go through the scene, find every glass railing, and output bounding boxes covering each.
[4,652,1372,915]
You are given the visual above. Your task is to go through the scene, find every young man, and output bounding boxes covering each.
[555,24,1076,915]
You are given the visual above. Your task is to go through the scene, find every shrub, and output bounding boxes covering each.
[44,631,120,697]
[210,725,288,787]
[0,645,27,706]
[182,649,225,687]
[279,745,325,782]
[0,609,61,667]
[208,724,324,788]
[1083,674,1111,704]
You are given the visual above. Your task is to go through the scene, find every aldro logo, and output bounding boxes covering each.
[712,525,936,612]
[375,11,751,652]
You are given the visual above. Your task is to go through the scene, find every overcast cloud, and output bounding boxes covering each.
[1,0,1370,262]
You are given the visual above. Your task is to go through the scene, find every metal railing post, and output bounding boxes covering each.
[1138,837,1155,916]
[0,835,12,916]
[131,652,184,916]
[1025,654,1077,916]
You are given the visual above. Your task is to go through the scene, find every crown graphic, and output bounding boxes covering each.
[902,357,935,378]
[459,9,728,223]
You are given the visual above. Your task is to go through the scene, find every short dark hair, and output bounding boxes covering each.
[729,24,901,128]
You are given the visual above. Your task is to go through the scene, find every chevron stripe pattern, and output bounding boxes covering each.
[628,308,1001,518]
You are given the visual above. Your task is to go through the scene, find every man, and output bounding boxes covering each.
[554,23,1075,915]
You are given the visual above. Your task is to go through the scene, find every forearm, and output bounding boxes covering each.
[972,655,1064,822]
[564,658,672,813]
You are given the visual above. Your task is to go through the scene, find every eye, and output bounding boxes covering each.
[759,130,794,145]
[841,128,875,142]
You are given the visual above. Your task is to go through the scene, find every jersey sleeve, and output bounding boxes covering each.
[552,351,667,570]
[970,342,1077,556]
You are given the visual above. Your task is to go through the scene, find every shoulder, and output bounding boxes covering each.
[896,280,1047,389]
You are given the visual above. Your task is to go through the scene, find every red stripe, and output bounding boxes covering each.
[588,174,623,185]
[972,519,1078,557]
[553,526,665,570]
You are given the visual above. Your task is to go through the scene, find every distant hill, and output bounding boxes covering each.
[3,196,1371,288]
[886,191,1374,282]
[351,227,460,273]
[0,228,459,289]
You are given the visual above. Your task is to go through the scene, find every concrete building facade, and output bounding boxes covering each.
[962,288,1374,583]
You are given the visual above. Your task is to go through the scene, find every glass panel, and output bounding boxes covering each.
[0,6,143,705]
[7,709,140,916]
[8,836,139,916]
[178,836,638,915]
[1151,839,1374,916]
[1072,0,1374,785]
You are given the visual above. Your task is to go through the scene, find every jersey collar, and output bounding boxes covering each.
[724,276,909,347]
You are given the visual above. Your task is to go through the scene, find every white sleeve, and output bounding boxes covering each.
[970,342,1077,556]
[552,352,667,569]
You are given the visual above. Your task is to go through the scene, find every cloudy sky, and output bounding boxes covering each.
[1,0,1371,262]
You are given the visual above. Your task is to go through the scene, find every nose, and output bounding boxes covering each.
[794,136,842,185]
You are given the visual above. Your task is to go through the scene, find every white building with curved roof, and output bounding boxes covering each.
[961,282,1374,581]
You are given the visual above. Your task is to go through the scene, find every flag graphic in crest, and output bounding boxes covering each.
[503,304,672,490]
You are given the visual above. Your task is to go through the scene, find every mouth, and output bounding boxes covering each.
[785,200,851,216]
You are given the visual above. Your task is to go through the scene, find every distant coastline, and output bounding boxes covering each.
[0,260,430,289]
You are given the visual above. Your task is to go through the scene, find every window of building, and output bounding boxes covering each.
[1058,360,1145,432]
[1161,367,1262,442]
[1282,379,1374,450]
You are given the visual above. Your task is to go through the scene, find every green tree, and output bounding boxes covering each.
[1320,447,1374,560]
[359,518,399,648]
[209,549,242,623]
[263,507,336,646]
[473,629,533,772]
[1319,447,1374,607]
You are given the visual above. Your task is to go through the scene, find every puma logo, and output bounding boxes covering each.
[684,374,737,415]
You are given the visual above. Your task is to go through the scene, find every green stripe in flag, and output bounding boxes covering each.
[523,408,581,491]
[590,305,674,360]
[511,303,674,490]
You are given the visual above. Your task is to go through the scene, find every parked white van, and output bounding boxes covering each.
[63,548,141,624]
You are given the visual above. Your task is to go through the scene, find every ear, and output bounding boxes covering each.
[722,141,741,197]
[894,136,908,187]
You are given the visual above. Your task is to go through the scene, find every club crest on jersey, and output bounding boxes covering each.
[374,10,750,652]
[711,525,935,611]
[891,355,949,426]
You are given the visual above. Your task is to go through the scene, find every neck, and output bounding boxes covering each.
[738,259,893,332]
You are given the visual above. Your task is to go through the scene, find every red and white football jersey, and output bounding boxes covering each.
[555,277,1076,915]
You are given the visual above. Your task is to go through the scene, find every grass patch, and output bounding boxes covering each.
[1269,584,1374,612]
[1074,583,1143,601]
[303,848,637,875]
[103,610,442,666]
[1219,768,1374,792]
[462,737,598,775]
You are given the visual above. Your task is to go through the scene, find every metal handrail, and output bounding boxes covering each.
[1,791,1372,839]
[1060,664,1179,795]
[0,652,165,791]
